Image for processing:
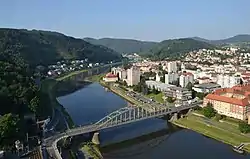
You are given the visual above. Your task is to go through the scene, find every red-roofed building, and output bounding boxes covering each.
[103,73,118,82]
[203,85,250,120]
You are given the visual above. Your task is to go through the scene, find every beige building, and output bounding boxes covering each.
[203,85,250,120]
[127,66,140,86]
[103,73,118,82]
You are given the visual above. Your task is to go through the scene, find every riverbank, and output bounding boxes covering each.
[56,69,87,81]
[41,79,75,129]
[173,113,250,152]
[81,142,103,159]
[99,80,250,153]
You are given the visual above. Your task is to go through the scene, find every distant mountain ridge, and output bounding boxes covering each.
[192,34,250,44]
[84,37,158,54]
[0,28,122,67]
[85,34,250,55]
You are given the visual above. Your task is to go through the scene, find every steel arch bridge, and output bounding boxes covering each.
[46,102,201,159]
[94,106,170,129]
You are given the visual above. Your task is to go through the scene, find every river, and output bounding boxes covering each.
[57,83,250,159]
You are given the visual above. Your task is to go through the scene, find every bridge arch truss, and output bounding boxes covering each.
[95,106,171,129]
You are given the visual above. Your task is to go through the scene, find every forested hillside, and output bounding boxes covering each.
[0,48,45,149]
[140,38,216,60]
[0,28,122,67]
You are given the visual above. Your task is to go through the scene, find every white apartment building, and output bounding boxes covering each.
[127,66,140,86]
[165,73,179,84]
[168,61,177,73]
[217,75,241,88]
[179,72,194,88]
[111,67,127,80]
[156,73,162,82]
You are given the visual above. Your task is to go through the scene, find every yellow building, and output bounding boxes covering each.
[203,85,250,120]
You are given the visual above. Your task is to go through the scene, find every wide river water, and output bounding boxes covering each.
[57,83,250,159]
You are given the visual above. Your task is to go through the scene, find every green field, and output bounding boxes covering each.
[173,114,250,152]
[146,92,164,103]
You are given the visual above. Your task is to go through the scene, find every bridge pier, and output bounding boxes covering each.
[92,132,100,145]
[170,113,178,121]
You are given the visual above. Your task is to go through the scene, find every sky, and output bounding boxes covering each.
[0,0,250,41]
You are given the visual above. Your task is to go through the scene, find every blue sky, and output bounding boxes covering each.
[0,0,250,41]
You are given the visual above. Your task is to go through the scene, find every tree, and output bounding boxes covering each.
[160,76,165,83]
[166,97,175,103]
[186,82,193,91]
[0,114,20,149]
[133,84,141,93]
[192,90,197,99]
[151,86,159,94]
[202,103,216,118]
[29,96,40,113]
[141,84,149,95]
[238,122,250,133]
[196,92,207,100]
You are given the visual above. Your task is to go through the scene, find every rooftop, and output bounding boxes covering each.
[105,73,117,78]
[206,94,249,106]
[194,83,221,89]
[205,84,250,107]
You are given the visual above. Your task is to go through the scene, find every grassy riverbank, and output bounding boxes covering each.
[99,80,141,106]
[172,113,250,152]
[81,142,102,159]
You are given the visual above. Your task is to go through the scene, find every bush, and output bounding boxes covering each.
[215,114,223,121]
[202,103,216,118]
[166,97,175,103]
[238,122,250,133]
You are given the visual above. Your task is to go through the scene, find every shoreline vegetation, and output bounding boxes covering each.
[41,79,75,130]
[98,80,250,153]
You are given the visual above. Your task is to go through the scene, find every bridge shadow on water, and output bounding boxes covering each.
[98,119,182,158]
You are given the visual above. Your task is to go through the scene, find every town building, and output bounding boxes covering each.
[197,77,211,84]
[179,72,194,88]
[111,67,127,80]
[203,85,250,120]
[145,80,192,101]
[156,73,162,82]
[193,83,221,93]
[217,75,241,88]
[103,73,118,82]
[164,86,192,101]
[168,61,177,73]
[165,73,179,85]
[146,80,175,92]
[127,66,140,86]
